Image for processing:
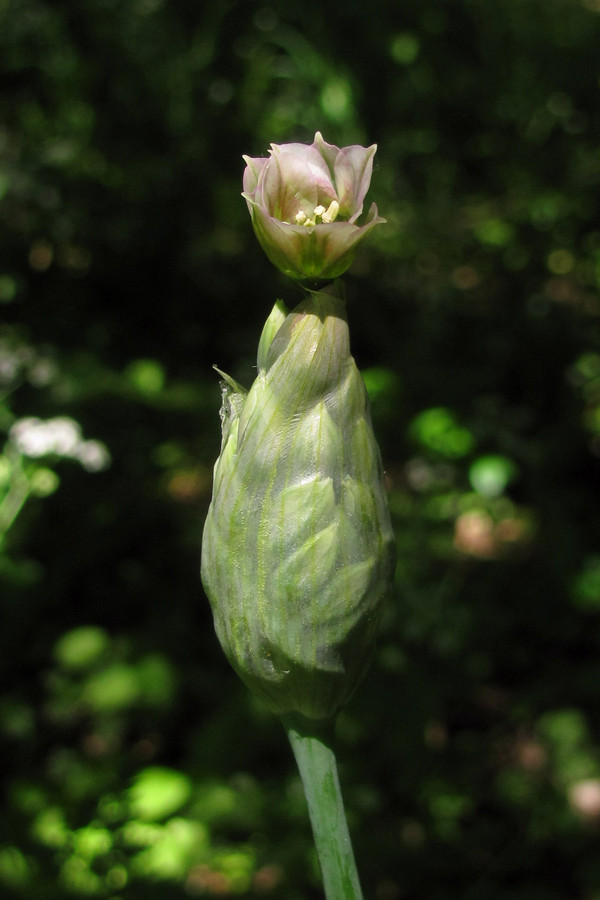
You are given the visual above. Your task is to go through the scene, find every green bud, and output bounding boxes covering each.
[201,289,395,720]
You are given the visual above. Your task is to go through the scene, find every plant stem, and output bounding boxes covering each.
[282,713,364,900]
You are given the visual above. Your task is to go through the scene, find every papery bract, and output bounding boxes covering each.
[201,290,395,720]
[242,132,385,281]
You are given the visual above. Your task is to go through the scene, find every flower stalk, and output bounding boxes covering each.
[282,714,364,900]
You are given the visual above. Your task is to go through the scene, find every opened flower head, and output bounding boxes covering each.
[242,132,385,281]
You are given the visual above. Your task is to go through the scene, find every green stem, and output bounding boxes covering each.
[282,713,364,900]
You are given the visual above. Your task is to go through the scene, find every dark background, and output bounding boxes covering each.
[3,0,600,897]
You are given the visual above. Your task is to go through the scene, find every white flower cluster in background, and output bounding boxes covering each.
[0,336,58,387]
[9,417,110,473]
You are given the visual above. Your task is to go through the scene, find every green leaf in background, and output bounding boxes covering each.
[128,767,192,821]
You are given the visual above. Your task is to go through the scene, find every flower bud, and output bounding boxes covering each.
[242,132,386,281]
[201,289,395,720]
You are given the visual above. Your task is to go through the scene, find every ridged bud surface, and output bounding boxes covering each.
[201,290,395,720]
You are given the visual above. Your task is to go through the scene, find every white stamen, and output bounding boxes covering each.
[294,199,340,227]
[321,200,340,224]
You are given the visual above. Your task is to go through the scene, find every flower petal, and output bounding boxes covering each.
[247,199,385,280]
[312,132,340,181]
[334,143,377,221]
[263,144,337,221]
[242,155,268,199]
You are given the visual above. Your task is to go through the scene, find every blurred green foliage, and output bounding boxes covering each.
[3,0,600,897]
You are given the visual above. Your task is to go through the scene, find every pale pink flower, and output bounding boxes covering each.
[242,132,385,280]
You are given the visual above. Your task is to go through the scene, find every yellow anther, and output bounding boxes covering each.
[294,200,339,227]
[321,200,340,224]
